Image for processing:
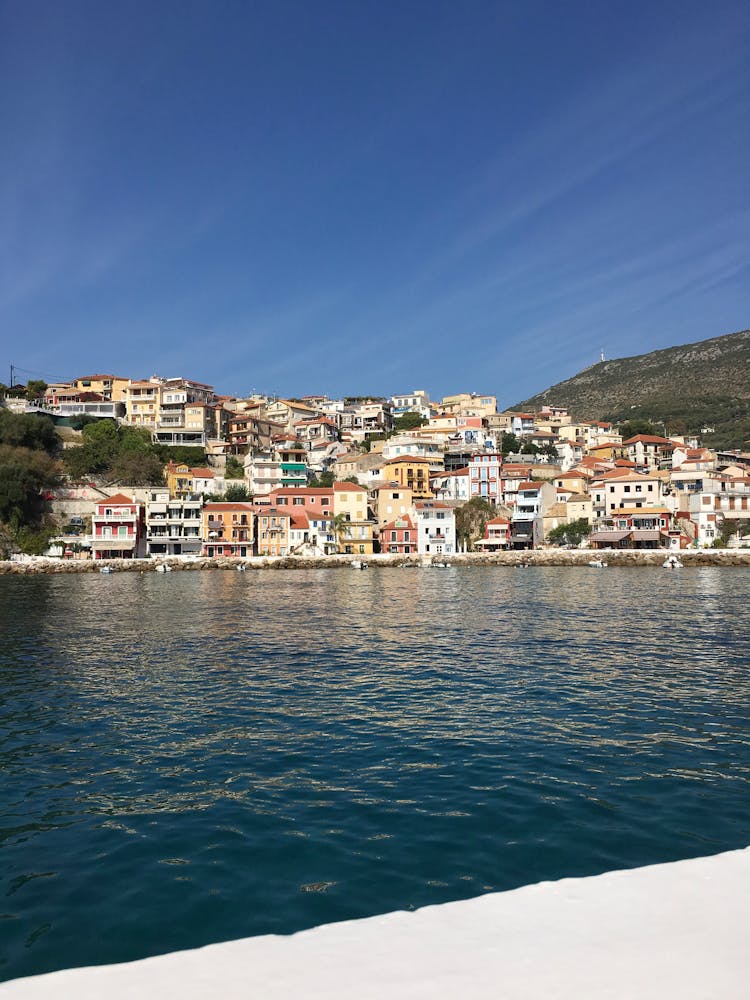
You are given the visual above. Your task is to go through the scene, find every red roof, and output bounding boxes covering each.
[622,434,673,446]
[380,515,415,533]
[100,493,137,505]
[333,481,366,491]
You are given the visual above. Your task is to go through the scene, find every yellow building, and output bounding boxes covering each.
[382,456,433,499]
[71,374,131,401]
[256,507,291,557]
[440,393,497,417]
[165,462,193,498]
[375,482,413,526]
[333,482,374,555]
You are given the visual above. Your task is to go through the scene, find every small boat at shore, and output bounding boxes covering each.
[99,565,113,574]
[350,560,369,569]
[588,558,607,568]
[663,555,684,569]
[154,564,172,573]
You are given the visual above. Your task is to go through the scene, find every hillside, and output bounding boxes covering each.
[513,329,750,449]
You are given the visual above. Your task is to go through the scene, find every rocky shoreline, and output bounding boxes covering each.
[2,549,750,574]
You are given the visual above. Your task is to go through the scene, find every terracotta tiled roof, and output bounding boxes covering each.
[100,493,137,505]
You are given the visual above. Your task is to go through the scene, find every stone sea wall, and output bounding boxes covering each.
[2,549,750,574]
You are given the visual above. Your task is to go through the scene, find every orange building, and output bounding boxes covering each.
[202,503,254,557]
[382,456,433,499]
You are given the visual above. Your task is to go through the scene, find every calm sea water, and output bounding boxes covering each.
[1,567,748,981]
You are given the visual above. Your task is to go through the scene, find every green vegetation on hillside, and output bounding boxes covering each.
[0,411,61,555]
[455,497,496,549]
[64,420,163,485]
[514,329,750,450]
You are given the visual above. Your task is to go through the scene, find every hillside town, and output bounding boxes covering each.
[3,373,750,560]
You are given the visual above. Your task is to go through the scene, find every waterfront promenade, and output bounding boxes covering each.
[2,848,747,999]
[2,548,750,573]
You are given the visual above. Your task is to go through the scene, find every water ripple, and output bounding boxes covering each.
[0,567,749,981]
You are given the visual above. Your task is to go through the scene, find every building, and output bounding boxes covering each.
[256,507,291,557]
[202,503,255,558]
[414,501,456,556]
[145,489,202,557]
[622,434,676,472]
[339,400,393,444]
[382,455,433,499]
[389,390,432,419]
[380,515,417,555]
[590,470,663,519]
[71,374,131,402]
[474,516,511,551]
[91,493,145,560]
[124,376,218,447]
[440,393,497,418]
[510,481,557,548]
[430,468,470,504]
[227,413,283,455]
[589,508,674,549]
[333,481,374,555]
[469,453,503,504]
[372,482,413,527]
[687,476,750,546]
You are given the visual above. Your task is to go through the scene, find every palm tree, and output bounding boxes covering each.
[331,513,351,553]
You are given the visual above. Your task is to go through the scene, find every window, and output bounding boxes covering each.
[293,498,304,505]
[277,497,288,505]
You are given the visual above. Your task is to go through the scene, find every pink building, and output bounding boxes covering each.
[380,515,416,555]
[91,493,145,560]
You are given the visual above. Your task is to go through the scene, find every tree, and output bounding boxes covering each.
[455,497,496,549]
[714,518,748,547]
[224,483,250,501]
[393,412,427,432]
[308,470,335,488]
[225,456,245,479]
[0,410,58,453]
[500,432,522,456]
[109,451,165,486]
[619,419,657,441]
[25,379,48,401]
[331,513,351,551]
[0,444,60,528]
[547,518,591,547]
[539,443,559,460]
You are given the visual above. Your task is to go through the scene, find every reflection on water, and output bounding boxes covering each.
[1,567,749,981]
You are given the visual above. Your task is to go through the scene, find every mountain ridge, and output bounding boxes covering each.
[512,329,750,449]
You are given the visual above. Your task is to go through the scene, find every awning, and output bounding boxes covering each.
[589,530,631,543]
[631,529,666,542]
[91,539,136,550]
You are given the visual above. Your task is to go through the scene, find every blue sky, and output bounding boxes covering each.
[1,0,748,406]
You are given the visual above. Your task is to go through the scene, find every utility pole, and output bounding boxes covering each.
[9,363,14,387]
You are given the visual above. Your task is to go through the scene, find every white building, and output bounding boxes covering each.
[430,468,470,503]
[414,501,456,556]
[389,390,432,420]
[145,489,203,557]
